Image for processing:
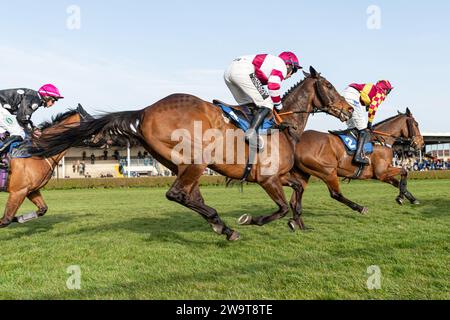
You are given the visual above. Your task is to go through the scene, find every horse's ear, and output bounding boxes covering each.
[397,110,402,115]
[77,103,94,120]
[303,70,311,78]
[406,107,412,116]
[310,66,319,78]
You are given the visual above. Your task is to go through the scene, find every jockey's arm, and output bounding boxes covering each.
[267,70,285,110]
[16,93,41,133]
[367,93,386,129]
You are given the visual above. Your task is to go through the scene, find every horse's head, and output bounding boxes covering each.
[302,66,353,122]
[40,104,88,133]
[375,108,424,151]
[401,108,424,150]
[38,104,94,145]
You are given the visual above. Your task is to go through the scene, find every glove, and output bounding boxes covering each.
[367,122,373,131]
[274,103,283,111]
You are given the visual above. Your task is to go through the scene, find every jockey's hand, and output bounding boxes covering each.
[32,128,42,139]
[367,122,374,131]
[274,103,283,111]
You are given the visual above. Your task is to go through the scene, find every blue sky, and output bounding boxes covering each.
[0,0,449,132]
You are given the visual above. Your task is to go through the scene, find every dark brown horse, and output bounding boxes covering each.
[287,108,424,231]
[30,67,353,241]
[0,105,91,228]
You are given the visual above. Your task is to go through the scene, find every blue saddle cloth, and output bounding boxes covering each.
[217,104,276,134]
[0,139,33,159]
[338,134,374,154]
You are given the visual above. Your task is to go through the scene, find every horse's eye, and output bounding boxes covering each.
[327,83,333,89]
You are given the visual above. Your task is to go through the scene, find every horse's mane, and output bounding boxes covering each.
[374,112,405,128]
[39,109,79,130]
[282,76,310,103]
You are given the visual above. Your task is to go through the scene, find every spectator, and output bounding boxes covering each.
[114,150,120,161]
[138,151,143,159]
[72,163,76,173]
[82,151,86,161]
[103,150,108,161]
[79,162,85,176]
[90,153,96,165]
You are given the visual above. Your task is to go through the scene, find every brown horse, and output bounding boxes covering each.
[287,108,424,231]
[0,105,91,228]
[30,67,353,241]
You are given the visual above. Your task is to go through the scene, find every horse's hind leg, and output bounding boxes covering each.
[27,191,49,217]
[166,165,240,241]
[325,172,368,214]
[0,189,27,227]
[238,175,289,227]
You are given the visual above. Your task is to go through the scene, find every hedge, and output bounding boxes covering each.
[43,176,227,190]
[42,171,450,190]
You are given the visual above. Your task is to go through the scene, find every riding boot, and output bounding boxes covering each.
[353,129,370,165]
[0,135,23,154]
[245,107,271,149]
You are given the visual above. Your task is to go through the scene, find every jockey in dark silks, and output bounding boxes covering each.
[0,84,64,160]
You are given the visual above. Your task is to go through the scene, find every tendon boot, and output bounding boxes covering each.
[244,107,271,150]
[353,129,370,165]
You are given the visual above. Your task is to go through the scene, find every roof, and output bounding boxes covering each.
[422,132,450,144]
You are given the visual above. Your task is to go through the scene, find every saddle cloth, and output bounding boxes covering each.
[0,136,32,192]
[329,129,374,155]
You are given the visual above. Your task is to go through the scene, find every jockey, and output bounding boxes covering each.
[224,51,302,148]
[0,84,63,154]
[343,80,393,165]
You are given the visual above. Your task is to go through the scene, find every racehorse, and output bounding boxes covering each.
[286,108,424,231]
[30,67,353,241]
[0,105,92,228]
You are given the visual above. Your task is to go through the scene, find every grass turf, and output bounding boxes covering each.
[0,179,449,300]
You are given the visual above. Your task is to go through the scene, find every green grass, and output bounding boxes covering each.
[0,179,449,300]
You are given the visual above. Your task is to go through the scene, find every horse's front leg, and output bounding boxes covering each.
[27,190,49,217]
[0,189,28,228]
[238,175,289,227]
[398,167,420,205]
[378,166,419,205]
[287,170,310,232]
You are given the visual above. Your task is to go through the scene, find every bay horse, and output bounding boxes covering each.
[0,105,92,228]
[30,67,353,241]
[287,108,424,231]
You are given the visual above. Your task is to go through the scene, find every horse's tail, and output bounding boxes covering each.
[31,109,145,158]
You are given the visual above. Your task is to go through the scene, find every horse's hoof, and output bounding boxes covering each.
[360,207,369,215]
[227,231,240,241]
[396,197,404,206]
[288,220,297,232]
[238,214,252,225]
[0,221,11,229]
[412,200,420,205]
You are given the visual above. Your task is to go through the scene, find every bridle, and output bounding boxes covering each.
[373,117,420,149]
[275,78,347,123]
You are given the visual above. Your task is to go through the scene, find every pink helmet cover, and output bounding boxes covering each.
[38,84,64,99]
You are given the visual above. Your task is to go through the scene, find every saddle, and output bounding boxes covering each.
[213,100,279,182]
[212,100,277,134]
[329,129,374,156]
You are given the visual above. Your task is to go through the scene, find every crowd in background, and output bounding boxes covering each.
[393,155,450,171]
